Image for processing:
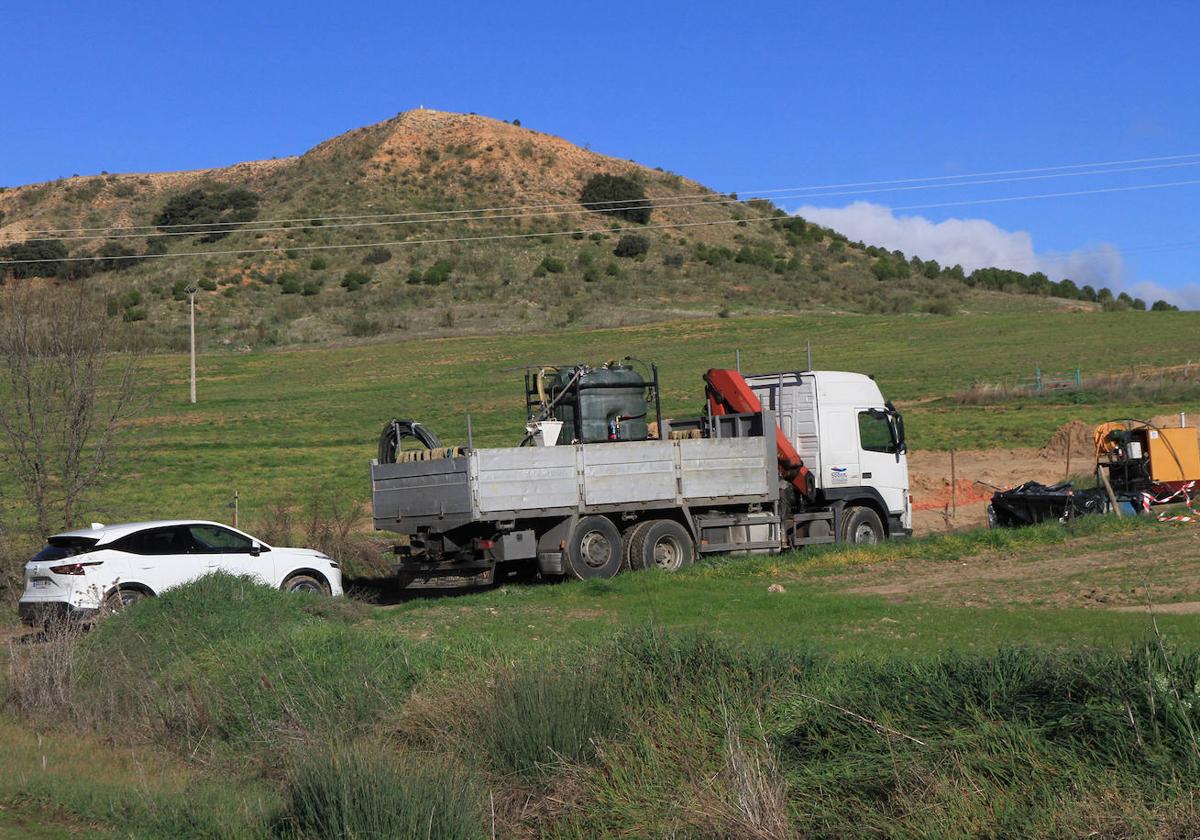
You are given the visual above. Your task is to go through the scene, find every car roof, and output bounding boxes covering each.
[50,520,234,545]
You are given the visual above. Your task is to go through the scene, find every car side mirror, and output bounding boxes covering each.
[250,542,262,557]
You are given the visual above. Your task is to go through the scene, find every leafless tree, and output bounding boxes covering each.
[0,284,143,535]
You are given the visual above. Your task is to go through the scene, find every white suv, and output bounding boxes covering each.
[18,520,344,626]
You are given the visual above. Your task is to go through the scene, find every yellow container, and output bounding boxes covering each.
[1147,427,1200,483]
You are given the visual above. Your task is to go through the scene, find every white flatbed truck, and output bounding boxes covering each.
[370,366,910,587]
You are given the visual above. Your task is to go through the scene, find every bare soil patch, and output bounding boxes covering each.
[825,528,1200,610]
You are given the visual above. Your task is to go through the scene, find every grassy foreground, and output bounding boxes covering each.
[24,309,1200,529]
[5,517,1200,837]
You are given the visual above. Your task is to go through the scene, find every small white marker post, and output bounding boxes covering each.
[186,282,199,404]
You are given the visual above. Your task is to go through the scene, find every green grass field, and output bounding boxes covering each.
[21,308,1198,530]
[4,518,1200,837]
[4,309,1200,837]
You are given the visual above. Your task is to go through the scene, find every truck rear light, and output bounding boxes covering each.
[48,561,102,575]
[473,538,495,551]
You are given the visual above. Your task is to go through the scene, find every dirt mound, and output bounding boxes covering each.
[1149,414,1199,431]
[1040,420,1095,460]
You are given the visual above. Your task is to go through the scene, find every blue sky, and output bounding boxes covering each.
[6,1,1199,305]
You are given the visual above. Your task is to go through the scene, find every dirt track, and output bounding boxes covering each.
[824,526,1200,610]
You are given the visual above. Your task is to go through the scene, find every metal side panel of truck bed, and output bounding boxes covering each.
[372,434,776,534]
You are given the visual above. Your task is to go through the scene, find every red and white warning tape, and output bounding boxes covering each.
[1144,481,1200,523]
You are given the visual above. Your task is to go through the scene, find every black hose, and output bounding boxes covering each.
[378,418,443,463]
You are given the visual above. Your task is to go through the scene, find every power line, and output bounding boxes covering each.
[16,158,1200,246]
[12,151,1200,238]
[3,176,1200,267]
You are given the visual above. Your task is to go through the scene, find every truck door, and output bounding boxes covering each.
[856,408,908,517]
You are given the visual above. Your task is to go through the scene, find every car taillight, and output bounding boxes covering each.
[473,538,495,552]
[49,561,102,575]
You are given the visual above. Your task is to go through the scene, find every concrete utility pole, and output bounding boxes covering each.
[185,282,198,404]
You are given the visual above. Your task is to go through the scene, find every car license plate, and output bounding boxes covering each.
[32,578,50,588]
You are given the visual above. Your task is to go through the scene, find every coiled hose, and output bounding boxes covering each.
[378,419,443,463]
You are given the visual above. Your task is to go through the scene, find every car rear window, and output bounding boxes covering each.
[33,537,100,563]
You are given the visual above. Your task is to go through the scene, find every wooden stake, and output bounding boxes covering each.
[950,449,957,519]
[1065,435,1072,481]
[1098,466,1122,516]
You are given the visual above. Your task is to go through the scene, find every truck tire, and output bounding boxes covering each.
[565,516,623,579]
[840,506,884,545]
[621,520,654,570]
[628,519,695,573]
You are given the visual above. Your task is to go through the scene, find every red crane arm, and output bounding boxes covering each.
[703,368,814,499]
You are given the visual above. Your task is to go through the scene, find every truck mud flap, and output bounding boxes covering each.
[538,552,564,575]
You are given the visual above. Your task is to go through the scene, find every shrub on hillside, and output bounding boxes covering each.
[0,239,69,279]
[122,306,147,322]
[309,256,328,271]
[613,234,649,259]
[407,259,453,286]
[96,241,138,272]
[539,256,566,274]
[340,270,372,292]
[361,246,392,265]
[580,174,651,224]
[154,185,260,242]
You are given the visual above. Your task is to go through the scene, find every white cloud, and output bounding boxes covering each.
[792,200,1198,309]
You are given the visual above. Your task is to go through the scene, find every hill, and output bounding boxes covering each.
[0,110,1117,350]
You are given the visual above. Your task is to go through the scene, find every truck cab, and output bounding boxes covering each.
[745,370,911,540]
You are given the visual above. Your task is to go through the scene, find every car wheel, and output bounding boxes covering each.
[564,516,623,580]
[283,574,330,596]
[839,506,884,545]
[102,587,148,615]
[628,520,695,572]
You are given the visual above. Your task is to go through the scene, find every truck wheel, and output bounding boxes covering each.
[621,520,654,570]
[629,520,695,573]
[565,516,623,579]
[840,506,884,545]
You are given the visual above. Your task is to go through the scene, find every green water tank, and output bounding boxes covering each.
[551,365,648,443]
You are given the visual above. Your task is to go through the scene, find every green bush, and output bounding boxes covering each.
[613,234,649,259]
[302,280,322,296]
[735,244,775,268]
[407,259,453,286]
[199,278,217,291]
[662,253,685,268]
[309,257,328,271]
[275,743,483,840]
[0,239,69,279]
[580,173,651,224]
[154,185,260,243]
[280,277,302,295]
[362,246,392,265]
[340,270,372,292]
[539,256,566,274]
[96,241,138,272]
[122,306,147,322]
